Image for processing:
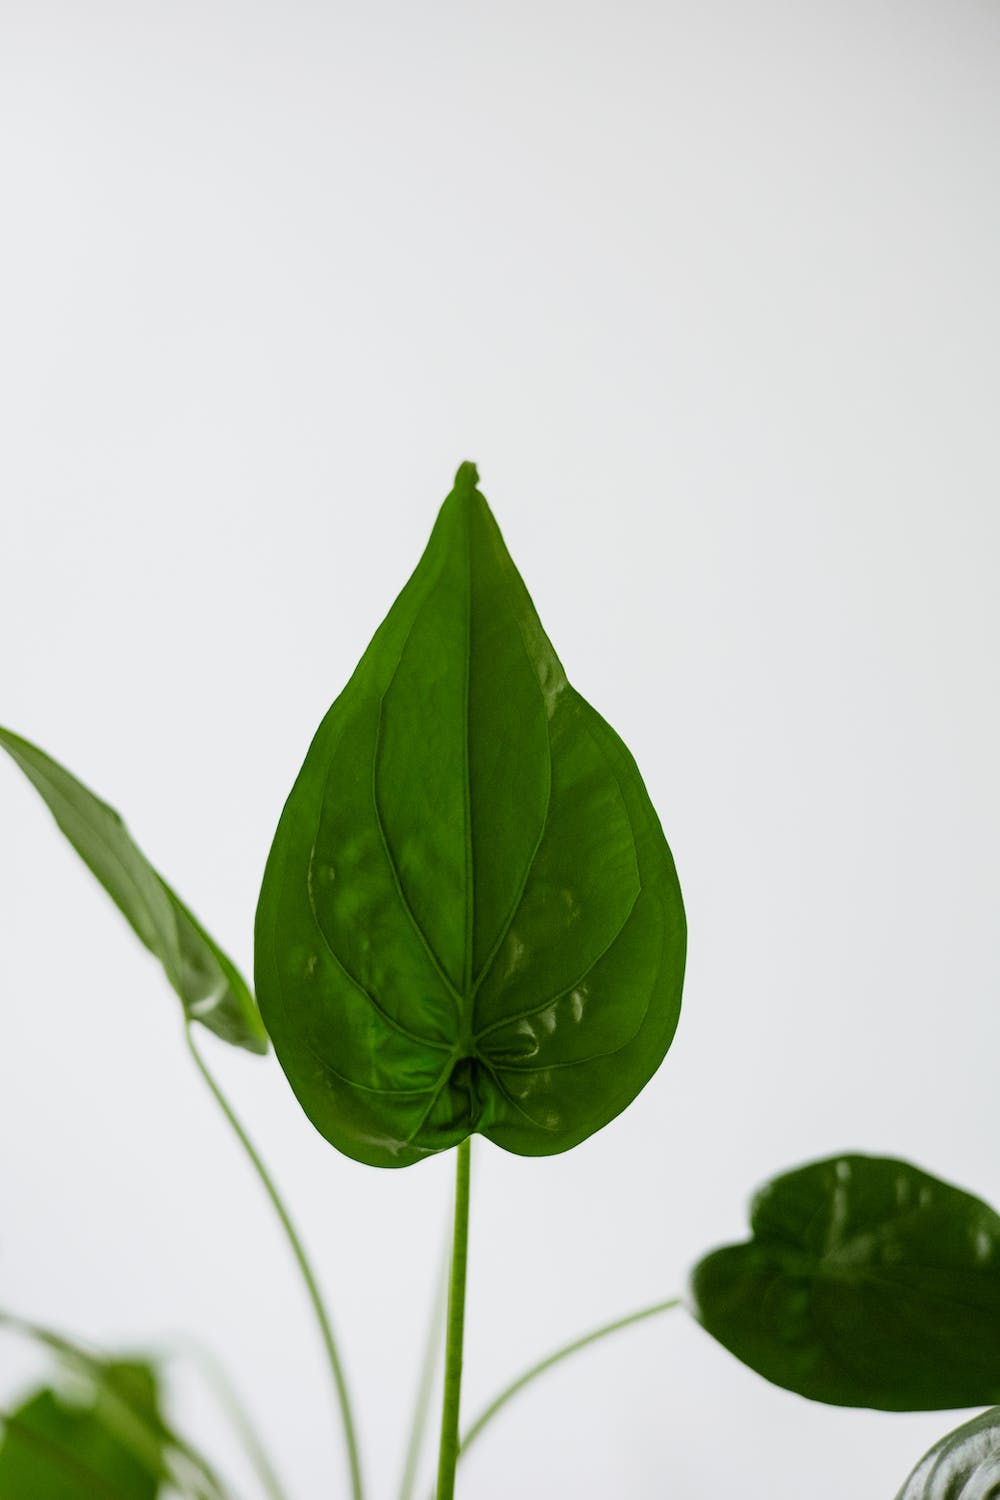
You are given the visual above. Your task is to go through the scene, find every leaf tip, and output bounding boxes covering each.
[453,460,480,491]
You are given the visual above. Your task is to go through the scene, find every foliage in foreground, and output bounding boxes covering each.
[2,465,996,1499]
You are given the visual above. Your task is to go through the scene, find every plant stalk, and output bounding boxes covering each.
[460,1297,680,1458]
[434,1138,472,1500]
[162,1338,291,1500]
[398,1226,451,1500]
[184,1023,364,1500]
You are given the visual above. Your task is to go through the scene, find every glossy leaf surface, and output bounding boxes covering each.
[255,463,686,1166]
[690,1155,1000,1409]
[0,727,267,1053]
[896,1408,1000,1500]
[0,1364,161,1499]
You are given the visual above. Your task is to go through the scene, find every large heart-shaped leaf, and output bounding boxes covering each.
[255,463,686,1167]
[895,1408,1000,1499]
[0,1363,162,1499]
[690,1154,1000,1409]
[0,727,267,1053]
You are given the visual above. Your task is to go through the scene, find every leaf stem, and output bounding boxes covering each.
[184,1023,365,1500]
[434,1138,472,1500]
[397,1227,451,1500]
[459,1297,680,1458]
[161,1338,292,1500]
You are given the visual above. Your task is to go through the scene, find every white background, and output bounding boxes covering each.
[1,2,999,1497]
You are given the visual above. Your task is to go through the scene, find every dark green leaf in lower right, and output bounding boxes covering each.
[895,1407,1000,1499]
[0,1363,162,1499]
[690,1154,1000,1410]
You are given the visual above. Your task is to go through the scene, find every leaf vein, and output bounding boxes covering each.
[466,602,556,1002]
[473,881,641,1045]
[306,843,453,1054]
[462,505,474,992]
[486,1067,560,1133]
[371,704,463,1010]
[404,1061,459,1144]
[305,1039,446,1098]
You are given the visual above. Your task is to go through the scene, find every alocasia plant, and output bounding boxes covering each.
[0,1364,163,1500]
[254,459,686,1167]
[894,1407,1000,1499]
[2,463,997,1499]
[690,1155,1000,1410]
[0,727,267,1055]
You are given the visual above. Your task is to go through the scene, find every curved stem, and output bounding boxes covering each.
[161,1337,291,1500]
[398,1227,451,1500]
[184,1023,365,1500]
[434,1139,472,1500]
[460,1297,680,1458]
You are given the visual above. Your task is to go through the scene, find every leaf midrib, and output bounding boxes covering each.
[308,498,643,1086]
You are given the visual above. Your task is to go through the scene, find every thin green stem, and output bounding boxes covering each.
[184,1023,365,1500]
[459,1297,680,1458]
[161,1338,291,1500]
[398,1227,451,1500]
[434,1138,472,1500]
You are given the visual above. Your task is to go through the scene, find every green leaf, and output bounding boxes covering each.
[895,1407,1000,1499]
[0,1315,232,1500]
[255,462,686,1167]
[0,727,268,1054]
[690,1154,1000,1410]
[0,1363,162,1500]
